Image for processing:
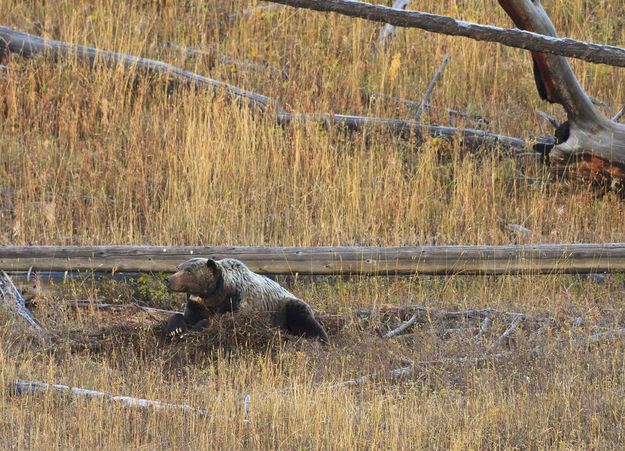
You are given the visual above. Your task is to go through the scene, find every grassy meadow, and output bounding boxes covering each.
[1,0,625,448]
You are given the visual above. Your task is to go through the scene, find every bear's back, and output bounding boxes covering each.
[218,258,298,312]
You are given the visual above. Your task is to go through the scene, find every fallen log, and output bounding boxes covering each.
[0,25,278,112]
[1,244,624,275]
[265,0,625,68]
[0,25,536,153]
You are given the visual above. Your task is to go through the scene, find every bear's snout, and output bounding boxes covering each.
[163,276,172,288]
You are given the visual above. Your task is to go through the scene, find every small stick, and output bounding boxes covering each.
[0,271,45,336]
[490,316,523,350]
[536,110,560,129]
[383,313,418,338]
[473,316,491,340]
[9,380,207,415]
[612,106,625,122]
[415,55,450,121]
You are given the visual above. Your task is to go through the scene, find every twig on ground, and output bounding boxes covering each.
[383,313,418,338]
[415,55,449,121]
[490,316,523,350]
[0,271,46,336]
[8,380,207,415]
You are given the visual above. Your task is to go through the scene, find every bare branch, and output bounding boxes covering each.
[473,316,491,340]
[415,55,449,121]
[0,271,45,336]
[265,0,625,68]
[383,313,418,338]
[490,316,523,349]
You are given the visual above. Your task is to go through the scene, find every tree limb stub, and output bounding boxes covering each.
[0,25,532,153]
[265,0,625,68]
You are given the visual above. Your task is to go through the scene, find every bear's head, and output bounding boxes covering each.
[165,258,223,298]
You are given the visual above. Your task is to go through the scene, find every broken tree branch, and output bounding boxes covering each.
[0,271,45,336]
[265,0,625,68]
[0,25,533,153]
[383,312,418,338]
[376,0,410,51]
[489,315,523,349]
[415,55,449,121]
[8,380,208,415]
[612,106,625,122]
[473,316,491,340]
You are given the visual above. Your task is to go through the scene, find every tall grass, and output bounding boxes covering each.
[1,0,625,245]
[2,0,625,448]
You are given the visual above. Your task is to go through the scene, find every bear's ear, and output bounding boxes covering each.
[206,258,218,272]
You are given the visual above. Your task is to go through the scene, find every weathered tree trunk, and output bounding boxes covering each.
[498,0,625,182]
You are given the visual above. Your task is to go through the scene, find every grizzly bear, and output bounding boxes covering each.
[164,258,329,343]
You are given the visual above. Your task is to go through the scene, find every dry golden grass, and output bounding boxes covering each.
[2,0,625,448]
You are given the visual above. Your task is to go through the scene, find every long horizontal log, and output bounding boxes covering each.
[0,244,624,275]
[266,0,625,68]
[0,25,279,112]
[0,25,536,153]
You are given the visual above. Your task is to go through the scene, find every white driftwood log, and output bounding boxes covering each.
[9,380,207,415]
